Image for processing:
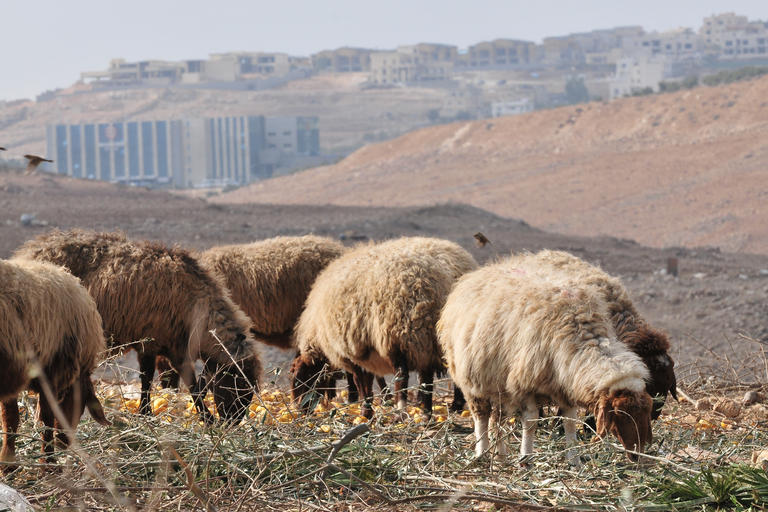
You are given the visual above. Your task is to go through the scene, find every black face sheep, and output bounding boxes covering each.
[510,250,676,420]
[14,229,261,423]
[437,257,653,462]
[291,237,478,418]
[0,258,110,467]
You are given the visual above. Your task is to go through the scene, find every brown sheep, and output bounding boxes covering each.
[510,250,676,420]
[292,237,478,418]
[438,257,653,462]
[14,230,261,422]
[200,235,346,349]
[1,258,109,467]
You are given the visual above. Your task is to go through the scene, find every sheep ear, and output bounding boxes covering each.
[594,395,611,437]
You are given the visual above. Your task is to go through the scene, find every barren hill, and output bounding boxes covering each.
[216,76,768,255]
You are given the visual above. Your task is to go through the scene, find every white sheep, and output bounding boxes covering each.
[437,257,653,462]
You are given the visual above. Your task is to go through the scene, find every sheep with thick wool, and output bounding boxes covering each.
[437,257,653,462]
[200,235,346,349]
[509,250,676,419]
[292,237,478,417]
[14,230,261,422]
[0,258,109,466]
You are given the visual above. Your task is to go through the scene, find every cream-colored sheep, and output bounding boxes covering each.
[14,230,261,422]
[0,258,109,466]
[292,237,477,417]
[437,257,653,462]
[509,250,676,419]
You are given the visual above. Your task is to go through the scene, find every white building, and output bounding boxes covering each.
[491,98,534,117]
[610,56,672,99]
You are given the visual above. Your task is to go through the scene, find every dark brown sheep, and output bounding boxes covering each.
[14,230,261,422]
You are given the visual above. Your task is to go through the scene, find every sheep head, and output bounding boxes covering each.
[290,352,336,413]
[594,389,653,461]
[209,357,260,422]
[55,373,110,447]
[622,324,677,420]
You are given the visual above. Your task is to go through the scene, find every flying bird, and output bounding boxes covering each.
[23,154,53,175]
[0,147,6,151]
[473,232,492,248]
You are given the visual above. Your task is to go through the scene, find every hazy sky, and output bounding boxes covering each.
[2,0,765,101]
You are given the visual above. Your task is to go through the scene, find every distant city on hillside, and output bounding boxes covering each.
[9,11,767,190]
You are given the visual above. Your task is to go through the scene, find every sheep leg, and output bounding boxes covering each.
[520,398,539,458]
[351,367,374,419]
[468,396,491,458]
[179,360,214,423]
[157,356,180,389]
[562,406,581,466]
[377,376,391,401]
[345,372,359,403]
[138,351,157,415]
[490,403,509,459]
[449,385,466,412]
[37,394,56,463]
[392,350,409,411]
[417,370,433,417]
[0,398,20,468]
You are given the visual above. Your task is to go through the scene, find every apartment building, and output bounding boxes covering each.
[610,56,673,99]
[312,47,374,72]
[459,39,535,68]
[491,98,534,117]
[81,59,187,86]
[624,28,704,61]
[46,115,318,188]
[699,13,768,59]
[369,43,456,84]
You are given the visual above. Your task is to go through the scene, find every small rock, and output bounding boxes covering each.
[738,274,748,280]
[19,213,35,226]
[713,398,741,418]
[743,390,761,406]
[0,483,32,511]
[752,450,768,471]
[759,269,768,276]
[693,272,706,279]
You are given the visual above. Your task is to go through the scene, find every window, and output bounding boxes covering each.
[156,121,168,178]
[127,122,139,177]
[55,125,68,175]
[282,131,292,136]
[69,125,82,177]
[84,125,96,178]
[142,122,154,175]
[99,146,111,180]
[113,146,125,178]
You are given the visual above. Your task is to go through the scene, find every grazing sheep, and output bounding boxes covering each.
[14,230,261,422]
[200,235,346,349]
[437,257,653,461]
[0,258,110,466]
[292,237,477,418]
[510,250,676,419]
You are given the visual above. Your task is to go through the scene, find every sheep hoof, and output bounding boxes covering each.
[519,454,534,468]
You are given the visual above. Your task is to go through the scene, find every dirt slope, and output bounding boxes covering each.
[217,76,768,255]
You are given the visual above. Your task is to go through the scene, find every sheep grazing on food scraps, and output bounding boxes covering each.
[510,250,676,420]
[292,237,478,418]
[14,229,261,422]
[0,258,110,467]
[437,257,653,462]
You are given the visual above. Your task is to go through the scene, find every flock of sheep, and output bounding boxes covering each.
[0,229,678,470]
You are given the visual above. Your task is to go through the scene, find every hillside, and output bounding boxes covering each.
[216,76,768,255]
[0,73,448,155]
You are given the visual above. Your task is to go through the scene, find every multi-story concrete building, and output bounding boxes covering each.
[491,98,534,117]
[81,59,187,87]
[609,56,673,99]
[459,39,536,68]
[699,13,768,60]
[312,47,375,72]
[46,115,318,188]
[369,43,456,84]
[623,28,704,61]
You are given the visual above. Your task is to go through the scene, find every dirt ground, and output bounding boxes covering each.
[218,76,768,256]
[1,170,767,379]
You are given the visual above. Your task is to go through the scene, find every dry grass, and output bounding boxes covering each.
[2,338,768,511]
